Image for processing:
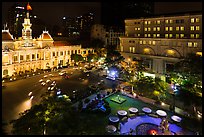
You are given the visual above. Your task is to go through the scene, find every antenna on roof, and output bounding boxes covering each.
[45,27,46,31]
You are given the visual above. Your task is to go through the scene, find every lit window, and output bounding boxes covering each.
[153,27,156,31]
[145,21,148,24]
[193,42,198,47]
[176,27,179,31]
[165,34,169,38]
[170,20,173,23]
[14,56,18,61]
[144,48,150,54]
[180,26,184,31]
[190,34,194,38]
[165,20,169,24]
[157,27,160,31]
[149,41,152,44]
[196,18,199,23]
[188,42,193,47]
[190,26,194,31]
[144,28,147,31]
[153,34,156,38]
[145,34,147,37]
[138,28,140,31]
[176,34,179,38]
[152,41,156,45]
[165,27,168,31]
[140,41,143,44]
[180,34,184,38]
[169,27,173,31]
[191,18,195,23]
[135,28,137,30]
[196,26,200,31]
[129,47,132,52]
[148,34,151,37]
[132,47,135,53]
[169,34,173,38]
[167,50,175,56]
[157,20,160,24]
[196,34,199,38]
[148,21,151,24]
[148,27,151,31]
[138,34,140,37]
[143,41,146,44]
[157,34,160,37]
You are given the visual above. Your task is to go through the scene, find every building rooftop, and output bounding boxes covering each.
[125,11,202,20]
[53,41,72,46]
[39,31,53,41]
[2,30,14,41]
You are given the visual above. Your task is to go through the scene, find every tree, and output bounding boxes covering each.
[105,44,124,64]
[71,54,84,63]
[87,53,97,63]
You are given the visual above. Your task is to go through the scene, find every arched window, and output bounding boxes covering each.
[3,69,8,75]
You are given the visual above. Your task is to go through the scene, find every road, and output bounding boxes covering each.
[2,67,118,134]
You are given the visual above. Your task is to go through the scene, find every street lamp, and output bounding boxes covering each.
[128,58,131,66]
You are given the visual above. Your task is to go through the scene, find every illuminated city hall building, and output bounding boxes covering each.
[2,4,94,78]
[119,13,202,78]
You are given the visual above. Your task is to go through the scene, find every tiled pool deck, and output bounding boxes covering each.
[104,92,196,135]
[120,115,194,135]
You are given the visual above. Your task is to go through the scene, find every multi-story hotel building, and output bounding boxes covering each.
[2,4,94,78]
[119,13,202,77]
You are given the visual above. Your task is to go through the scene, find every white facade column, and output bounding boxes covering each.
[153,58,164,74]
[30,53,32,61]
[44,51,46,60]
[36,51,38,61]
[24,53,26,62]
[18,52,21,63]
[9,54,12,64]
[50,50,53,59]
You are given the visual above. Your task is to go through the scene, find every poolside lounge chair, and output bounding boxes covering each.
[128,114,137,119]
[149,113,159,118]
[138,112,146,116]
[121,117,128,124]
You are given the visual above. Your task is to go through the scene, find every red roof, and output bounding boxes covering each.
[2,31,13,41]
[40,31,53,40]
[53,41,72,46]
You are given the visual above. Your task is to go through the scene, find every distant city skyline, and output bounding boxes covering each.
[2,2,202,27]
[2,2,101,27]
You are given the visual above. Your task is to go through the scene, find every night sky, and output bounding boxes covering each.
[2,2,202,27]
[2,2,101,27]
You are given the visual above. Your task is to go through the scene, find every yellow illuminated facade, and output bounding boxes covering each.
[2,8,94,78]
[119,13,202,75]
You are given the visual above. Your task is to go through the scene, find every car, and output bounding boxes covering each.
[30,96,34,100]
[28,92,32,96]
[59,71,66,76]
[39,79,43,83]
[46,79,51,83]
[51,82,56,87]
[48,86,55,91]
[41,82,46,86]
[44,75,48,78]
[49,74,54,77]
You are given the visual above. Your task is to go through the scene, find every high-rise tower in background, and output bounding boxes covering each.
[6,2,45,38]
